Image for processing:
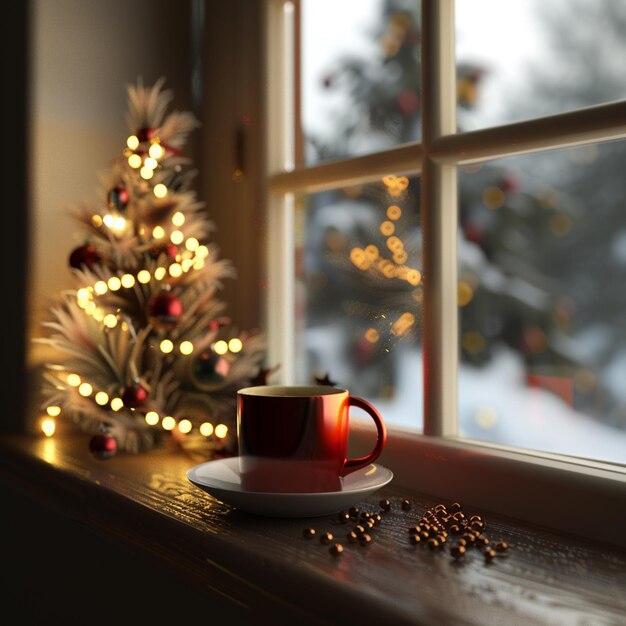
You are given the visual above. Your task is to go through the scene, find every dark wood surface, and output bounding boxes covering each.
[1,433,625,626]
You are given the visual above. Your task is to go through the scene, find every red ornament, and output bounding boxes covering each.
[149,242,178,260]
[108,186,129,211]
[136,127,156,143]
[69,243,101,270]
[195,349,230,382]
[89,432,117,459]
[121,381,149,408]
[463,221,485,244]
[396,89,419,116]
[207,317,230,332]
[502,173,521,194]
[148,289,183,329]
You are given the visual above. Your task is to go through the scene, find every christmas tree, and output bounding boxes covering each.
[36,78,267,459]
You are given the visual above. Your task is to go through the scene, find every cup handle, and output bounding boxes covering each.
[344,395,387,472]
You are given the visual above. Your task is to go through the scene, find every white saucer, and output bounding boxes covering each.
[186,457,393,518]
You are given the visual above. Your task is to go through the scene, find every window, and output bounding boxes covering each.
[264,0,626,544]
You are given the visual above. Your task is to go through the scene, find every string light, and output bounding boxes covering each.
[153,183,168,198]
[140,166,154,180]
[199,422,214,437]
[148,143,164,159]
[137,270,151,283]
[121,274,135,288]
[41,418,56,437]
[145,411,159,426]
[162,416,176,431]
[53,370,225,437]
[170,230,184,245]
[172,212,185,227]
[107,276,122,291]
[215,424,228,438]
[154,267,167,280]
[94,281,108,295]
[179,341,194,355]
[95,391,109,405]
[214,340,228,355]
[127,135,140,150]
[178,419,192,434]
[103,314,118,328]
[364,328,380,343]
[168,263,183,278]
[228,338,243,353]
[160,339,174,353]
[78,382,93,397]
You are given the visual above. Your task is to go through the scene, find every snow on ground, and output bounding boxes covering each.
[374,345,626,464]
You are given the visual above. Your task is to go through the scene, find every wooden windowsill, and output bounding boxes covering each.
[1,432,625,625]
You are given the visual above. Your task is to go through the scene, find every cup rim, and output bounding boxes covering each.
[237,385,348,397]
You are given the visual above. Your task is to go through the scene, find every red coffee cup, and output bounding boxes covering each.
[237,385,387,493]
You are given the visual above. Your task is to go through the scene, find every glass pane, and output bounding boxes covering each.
[458,139,626,464]
[456,0,626,131]
[301,0,421,165]
[295,175,423,429]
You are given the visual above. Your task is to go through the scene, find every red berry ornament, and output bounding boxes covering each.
[69,243,101,270]
[121,381,149,408]
[149,242,178,260]
[194,349,230,382]
[148,289,183,329]
[136,127,155,143]
[108,186,129,211]
[89,432,117,459]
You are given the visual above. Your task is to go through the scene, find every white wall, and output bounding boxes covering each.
[29,0,196,363]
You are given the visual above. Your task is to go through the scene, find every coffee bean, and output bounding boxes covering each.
[484,548,497,562]
[450,544,466,559]
[329,543,344,556]
[358,533,373,545]
[337,512,350,523]
[494,541,509,552]
[401,499,411,510]
[320,531,334,544]
[427,538,440,550]
[379,499,391,511]
[347,531,359,543]
[409,534,422,544]
[303,528,316,538]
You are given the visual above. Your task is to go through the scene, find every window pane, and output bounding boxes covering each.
[301,0,421,165]
[456,0,626,131]
[458,140,626,464]
[294,176,423,429]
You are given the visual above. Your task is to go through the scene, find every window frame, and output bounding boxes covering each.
[263,0,626,546]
